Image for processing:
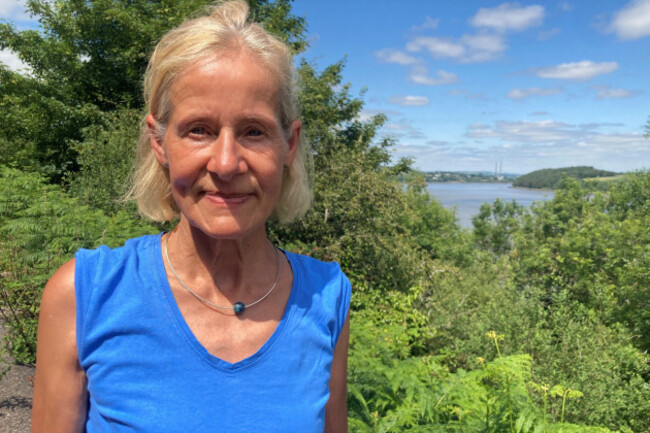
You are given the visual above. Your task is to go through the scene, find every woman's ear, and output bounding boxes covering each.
[146,113,168,166]
[285,119,301,166]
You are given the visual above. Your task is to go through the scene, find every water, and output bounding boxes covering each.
[426,183,554,229]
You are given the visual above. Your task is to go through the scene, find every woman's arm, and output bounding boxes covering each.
[31,259,88,433]
[324,312,350,433]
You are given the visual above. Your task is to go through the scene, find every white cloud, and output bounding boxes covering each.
[374,49,420,65]
[609,0,650,40]
[507,86,562,100]
[406,34,506,63]
[467,119,578,142]
[578,122,624,130]
[465,119,641,147]
[411,16,439,32]
[591,85,640,99]
[470,3,545,32]
[389,95,430,106]
[381,122,426,140]
[410,117,647,173]
[0,48,30,73]
[426,140,452,147]
[537,28,561,40]
[448,89,489,100]
[406,37,465,59]
[596,89,632,98]
[392,143,442,158]
[357,109,402,123]
[408,65,458,86]
[460,34,507,62]
[384,123,412,131]
[536,61,618,81]
[0,0,29,20]
[557,2,574,12]
[459,119,648,172]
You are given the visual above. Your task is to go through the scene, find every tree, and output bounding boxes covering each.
[0,0,306,180]
[472,198,527,257]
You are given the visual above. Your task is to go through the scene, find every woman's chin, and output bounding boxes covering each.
[181,213,268,241]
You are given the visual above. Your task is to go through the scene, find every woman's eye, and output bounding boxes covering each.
[189,126,206,136]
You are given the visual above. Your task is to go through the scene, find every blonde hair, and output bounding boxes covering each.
[126,0,311,223]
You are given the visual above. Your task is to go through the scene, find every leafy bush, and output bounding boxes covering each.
[69,107,142,214]
[0,166,157,364]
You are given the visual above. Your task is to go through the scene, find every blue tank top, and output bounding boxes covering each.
[75,233,351,432]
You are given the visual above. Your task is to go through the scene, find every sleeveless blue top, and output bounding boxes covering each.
[74,233,351,432]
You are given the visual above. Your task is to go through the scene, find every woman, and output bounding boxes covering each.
[31,2,351,432]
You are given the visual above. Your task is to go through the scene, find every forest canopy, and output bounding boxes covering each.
[512,166,618,189]
[1,1,648,432]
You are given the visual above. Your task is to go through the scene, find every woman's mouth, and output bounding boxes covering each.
[203,192,251,205]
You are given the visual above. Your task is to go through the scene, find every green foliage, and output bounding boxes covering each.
[607,170,650,218]
[0,166,157,363]
[0,65,104,179]
[413,175,650,431]
[296,60,368,158]
[490,175,650,431]
[348,321,616,433]
[472,198,527,257]
[68,107,142,214]
[512,175,650,353]
[513,166,618,189]
[401,177,471,265]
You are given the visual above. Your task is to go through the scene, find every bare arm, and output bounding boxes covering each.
[325,312,350,433]
[31,259,88,433]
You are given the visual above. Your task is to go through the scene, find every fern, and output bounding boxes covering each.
[0,166,158,364]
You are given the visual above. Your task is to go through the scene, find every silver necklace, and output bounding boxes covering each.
[164,235,282,315]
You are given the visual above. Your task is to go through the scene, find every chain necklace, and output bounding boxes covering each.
[164,235,282,315]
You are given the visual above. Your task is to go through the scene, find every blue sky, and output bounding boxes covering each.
[291,0,650,174]
[1,1,649,174]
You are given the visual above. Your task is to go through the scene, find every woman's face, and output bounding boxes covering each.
[149,49,300,240]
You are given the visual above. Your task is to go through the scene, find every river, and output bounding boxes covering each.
[426,183,554,229]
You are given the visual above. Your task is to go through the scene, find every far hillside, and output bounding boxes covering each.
[513,166,618,189]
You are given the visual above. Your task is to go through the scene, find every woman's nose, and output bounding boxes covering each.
[206,130,247,181]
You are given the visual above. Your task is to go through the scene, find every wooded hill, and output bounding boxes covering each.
[513,166,618,189]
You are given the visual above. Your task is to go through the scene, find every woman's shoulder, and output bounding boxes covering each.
[41,259,77,310]
[75,233,161,264]
[283,250,351,298]
[283,250,345,278]
[74,233,163,284]
[283,251,351,345]
[41,233,160,309]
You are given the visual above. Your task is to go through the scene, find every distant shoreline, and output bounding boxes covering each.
[426,180,552,191]
[511,185,555,192]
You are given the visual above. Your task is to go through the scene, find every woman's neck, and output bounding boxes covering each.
[165,217,278,299]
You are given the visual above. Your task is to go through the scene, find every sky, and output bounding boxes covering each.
[291,0,650,174]
[1,0,649,174]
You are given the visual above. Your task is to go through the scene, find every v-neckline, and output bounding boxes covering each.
[153,233,298,371]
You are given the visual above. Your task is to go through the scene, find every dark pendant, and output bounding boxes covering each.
[233,302,246,314]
